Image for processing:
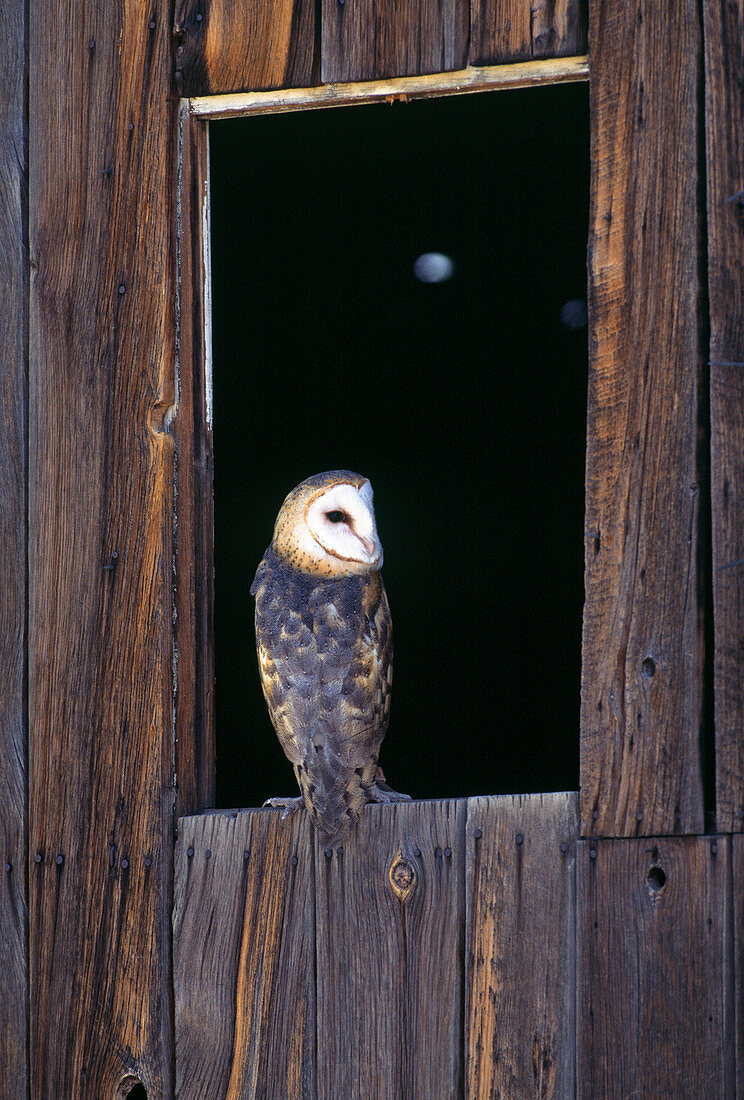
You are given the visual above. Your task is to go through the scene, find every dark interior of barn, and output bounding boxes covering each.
[210,82,590,809]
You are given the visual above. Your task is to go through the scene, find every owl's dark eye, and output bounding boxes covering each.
[326,510,347,524]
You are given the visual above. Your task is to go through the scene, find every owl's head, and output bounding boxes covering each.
[272,470,383,577]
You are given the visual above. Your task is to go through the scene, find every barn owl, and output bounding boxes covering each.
[251,470,410,845]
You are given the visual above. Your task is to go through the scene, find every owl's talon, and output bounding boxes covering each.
[367,781,412,805]
[263,795,305,820]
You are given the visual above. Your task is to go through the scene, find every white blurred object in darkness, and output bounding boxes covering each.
[413,252,455,283]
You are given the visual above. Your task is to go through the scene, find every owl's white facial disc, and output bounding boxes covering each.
[304,482,383,568]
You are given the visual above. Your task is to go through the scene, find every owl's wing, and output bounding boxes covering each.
[254,565,392,842]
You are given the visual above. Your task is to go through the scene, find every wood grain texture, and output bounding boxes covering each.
[580,0,706,837]
[0,0,28,1093]
[577,837,734,1098]
[173,810,315,1100]
[704,0,744,832]
[175,0,316,96]
[321,0,469,83]
[28,1,180,1094]
[175,107,215,817]
[470,0,587,66]
[732,836,744,1095]
[466,793,578,1100]
[316,799,466,1099]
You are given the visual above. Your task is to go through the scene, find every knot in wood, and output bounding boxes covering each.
[389,854,416,901]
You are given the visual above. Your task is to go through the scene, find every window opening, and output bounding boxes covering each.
[210,84,589,809]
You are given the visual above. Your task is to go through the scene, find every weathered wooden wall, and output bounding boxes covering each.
[0,0,28,1094]
[27,0,183,1094]
[174,0,587,95]
[581,0,706,838]
[5,0,743,1094]
[175,798,738,1099]
[174,794,579,1099]
[704,0,744,833]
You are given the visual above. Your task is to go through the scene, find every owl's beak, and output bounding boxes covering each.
[359,535,377,557]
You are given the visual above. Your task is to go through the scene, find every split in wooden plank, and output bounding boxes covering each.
[188,56,589,119]
[0,0,28,1092]
[577,836,734,1098]
[173,810,316,1100]
[174,0,316,97]
[466,792,578,1100]
[581,0,706,837]
[470,0,587,66]
[28,0,181,1093]
[315,799,466,1100]
[321,0,468,83]
[703,0,744,832]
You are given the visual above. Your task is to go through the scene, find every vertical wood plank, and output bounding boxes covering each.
[175,107,215,817]
[315,799,466,1099]
[581,0,706,837]
[577,836,734,1098]
[173,810,316,1100]
[465,793,578,1100]
[469,0,587,66]
[175,0,317,97]
[703,0,744,832]
[732,836,744,1095]
[321,0,469,83]
[29,1,180,1094]
[0,0,28,1094]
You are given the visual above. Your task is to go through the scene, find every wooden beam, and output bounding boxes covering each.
[581,0,706,837]
[28,0,181,1092]
[0,0,28,1093]
[703,0,744,833]
[188,56,589,119]
[174,106,215,817]
[577,836,734,1096]
[470,0,587,66]
[174,0,316,97]
[466,793,578,1099]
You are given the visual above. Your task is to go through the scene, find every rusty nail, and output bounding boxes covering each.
[103,550,119,571]
[187,846,194,858]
